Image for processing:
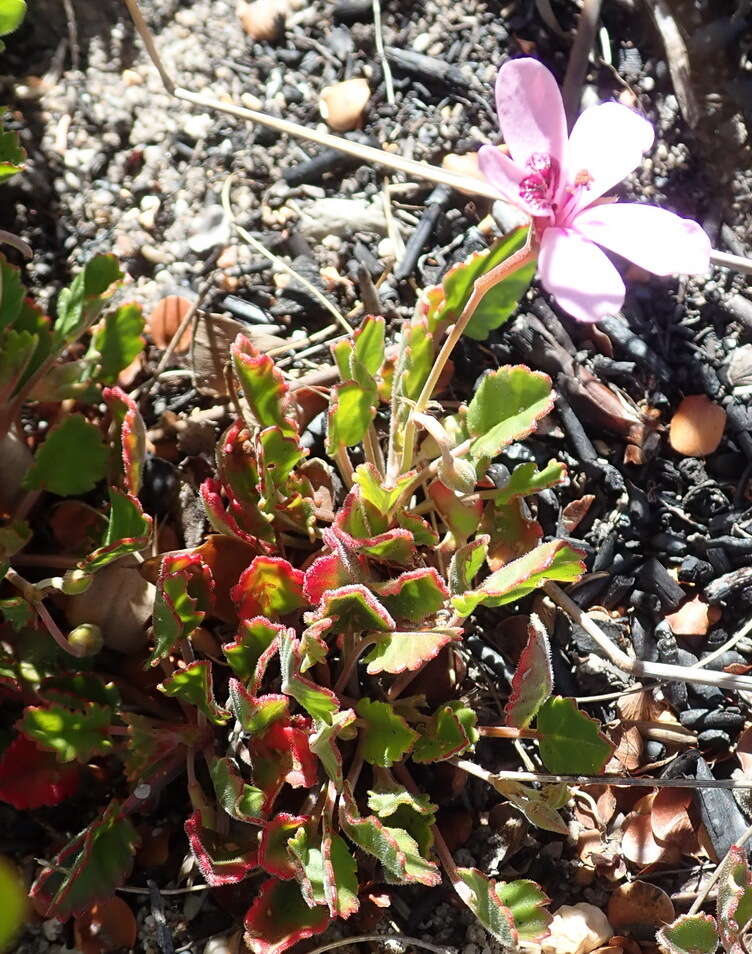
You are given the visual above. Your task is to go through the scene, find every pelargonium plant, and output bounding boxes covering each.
[0,51,717,954]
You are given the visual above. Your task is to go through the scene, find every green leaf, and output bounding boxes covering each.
[315,584,394,635]
[23,415,108,496]
[496,879,551,941]
[428,479,483,543]
[352,464,416,518]
[223,617,283,682]
[279,630,338,724]
[376,567,448,623]
[448,535,489,596]
[0,328,36,400]
[658,915,719,954]
[232,335,292,432]
[160,661,229,724]
[79,487,152,572]
[185,810,259,886]
[364,628,460,676]
[456,868,518,948]
[536,696,614,774]
[492,779,570,835]
[493,460,567,506]
[231,556,305,620]
[208,754,265,822]
[309,709,357,787]
[367,783,436,856]
[464,231,537,340]
[0,0,26,36]
[395,315,434,401]
[259,813,306,879]
[339,784,440,887]
[91,303,144,384]
[0,518,30,561]
[505,614,553,728]
[0,254,24,329]
[0,596,33,631]
[0,112,25,182]
[323,826,359,919]
[30,801,139,920]
[451,540,585,617]
[466,365,553,461]
[412,701,479,763]
[150,553,213,666]
[326,378,377,452]
[352,314,385,378]
[288,824,326,905]
[717,846,752,954]
[229,680,289,736]
[259,427,304,491]
[356,698,419,767]
[243,878,330,954]
[19,702,112,763]
[0,857,26,952]
[54,255,122,347]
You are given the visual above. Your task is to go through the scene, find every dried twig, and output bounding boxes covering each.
[562,0,603,126]
[308,936,456,954]
[644,0,700,127]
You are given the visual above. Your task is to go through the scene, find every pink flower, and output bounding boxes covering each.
[478,58,711,323]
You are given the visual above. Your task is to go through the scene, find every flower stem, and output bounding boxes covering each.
[478,726,540,740]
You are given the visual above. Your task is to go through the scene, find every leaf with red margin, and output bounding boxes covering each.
[717,844,752,954]
[396,510,439,546]
[353,463,417,519]
[199,477,263,547]
[428,480,484,543]
[412,701,479,763]
[232,335,295,433]
[357,528,416,565]
[309,709,357,787]
[243,878,330,954]
[258,814,308,879]
[208,755,266,823]
[303,551,368,605]
[466,365,554,462]
[121,714,200,784]
[103,386,146,496]
[228,679,289,735]
[223,617,283,682]
[249,716,318,812]
[449,535,490,595]
[496,878,551,941]
[231,557,305,620]
[184,810,259,887]
[149,552,214,666]
[313,584,394,636]
[455,868,519,949]
[0,734,80,809]
[505,614,553,728]
[249,637,280,697]
[322,819,360,919]
[79,487,152,573]
[375,568,449,623]
[482,498,543,570]
[451,541,586,617]
[339,784,440,886]
[334,488,388,538]
[159,660,230,725]
[31,801,140,920]
[279,629,339,723]
[364,628,460,675]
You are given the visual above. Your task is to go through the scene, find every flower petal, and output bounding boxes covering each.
[478,145,537,217]
[495,58,567,170]
[565,102,654,213]
[539,227,625,323]
[573,202,711,276]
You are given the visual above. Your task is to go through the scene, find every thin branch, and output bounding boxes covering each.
[308,936,456,954]
[562,0,603,127]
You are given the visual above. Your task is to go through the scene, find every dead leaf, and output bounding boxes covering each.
[651,788,695,849]
[607,724,643,772]
[74,897,137,954]
[665,595,721,636]
[66,562,155,653]
[148,295,194,352]
[191,313,287,395]
[621,794,682,868]
[542,903,613,954]
[669,395,726,458]
[737,726,752,775]
[561,495,596,534]
[607,881,675,937]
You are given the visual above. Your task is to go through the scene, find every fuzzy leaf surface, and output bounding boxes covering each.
[456,868,518,948]
[54,255,122,347]
[466,365,553,461]
[505,614,553,728]
[160,661,229,724]
[243,878,330,954]
[658,915,719,954]
[536,696,614,774]
[92,303,144,384]
[365,628,459,675]
[18,702,112,763]
[496,879,552,941]
[23,414,108,496]
[412,701,479,763]
[0,734,80,809]
[356,698,419,767]
[231,556,305,620]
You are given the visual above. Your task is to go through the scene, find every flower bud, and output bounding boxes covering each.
[67,623,104,656]
[61,569,93,596]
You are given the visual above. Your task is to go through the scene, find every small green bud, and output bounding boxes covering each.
[67,623,104,656]
[61,569,93,596]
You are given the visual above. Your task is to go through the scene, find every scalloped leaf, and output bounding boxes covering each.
[323,822,360,919]
[658,915,719,954]
[356,698,419,767]
[496,879,552,941]
[449,535,490,595]
[466,366,553,462]
[287,823,326,904]
[279,629,338,723]
[259,814,308,880]
[456,868,518,948]
[54,254,123,347]
[185,810,259,886]
[309,708,357,787]
[492,779,570,835]
[231,556,305,620]
[493,460,567,506]
[452,540,585,617]
[364,627,460,675]
[303,550,369,605]
[326,378,378,452]
[18,702,112,763]
[376,567,449,623]
[536,696,614,774]
[352,464,417,519]
[412,701,479,763]
[93,303,145,385]
[223,617,283,682]
[103,386,146,496]
[208,754,265,822]
[243,878,331,954]
[0,733,80,809]
[31,801,140,920]
[505,614,553,728]
[23,414,108,496]
[160,661,230,724]
[428,479,484,543]
[79,487,152,572]
[315,584,395,635]
[232,335,294,433]
[229,679,289,735]
[149,552,214,666]
[367,783,436,856]
[339,784,440,886]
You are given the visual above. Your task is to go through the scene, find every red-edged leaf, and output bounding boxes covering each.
[31,801,140,920]
[279,629,338,723]
[312,584,394,635]
[200,477,263,547]
[303,550,369,605]
[243,878,330,954]
[228,679,289,735]
[122,714,200,785]
[223,616,283,682]
[364,628,460,675]
[322,821,360,919]
[456,868,519,948]
[504,614,553,728]
[159,660,230,724]
[231,556,305,620]
[150,552,214,666]
[0,734,80,809]
[79,487,152,573]
[249,716,318,813]
[184,810,258,886]
[376,567,449,623]
[334,488,388,538]
[428,479,484,543]
[232,334,295,432]
[103,386,146,496]
[258,814,308,879]
[208,755,265,823]
[412,701,479,763]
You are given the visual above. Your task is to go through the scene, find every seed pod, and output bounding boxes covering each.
[67,623,104,657]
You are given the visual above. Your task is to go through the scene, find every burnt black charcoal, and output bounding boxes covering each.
[694,756,748,858]
[333,0,372,22]
[698,729,732,754]
[679,556,715,585]
[631,616,659,663]
[644,740,665,761]
[637,558,685,610]
[705,566,752,602]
